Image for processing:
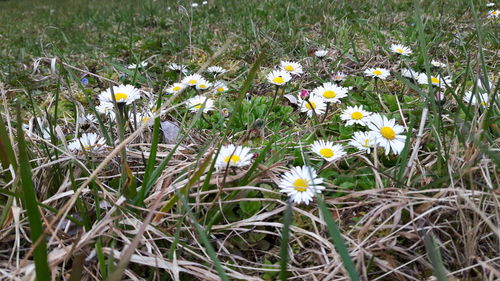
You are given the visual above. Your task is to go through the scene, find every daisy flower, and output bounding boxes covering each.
[213,81,228,93]
[186,95,215,113]
[127,61,148,69]
[68,133,106,152]
[476,78,494,92]
[311,140,346,162]
[96,102,116,120]
[349,131,376,153]
[192,3,199,7]
[98,84,141,105]
[463,91,489,107]
[299,95,327,117]
[181,73,204,87]
[130,110,154,126]
[315,50,328,58]
[165,83,186,94]
[332,71,347,82]
[202,1,208,4]
[390,44,412,56]
[77,114,97,125]
[401,68,420,79]
[487,3,495,7]
[417,73,451,89]
[280,61,303,75]
[195,78,212,90]
[25,117,51,139]
[340,105,373,126]
[267,70,292,86]
[215,144,253,170]
[488,10,499,18]
[367,113,407,155]
[278,166,325,205]
[169,63,189,74]
[364,68,390,80]
[311,82,348,103]
[430,60,446,68]
[206,66,227,75]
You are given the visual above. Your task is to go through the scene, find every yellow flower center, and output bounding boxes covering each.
[141,116,150,124]
[199,84,207,89]
[273,76,284,84]
[493,11,498,15]
[83,145,92,151]
[396,49,404,54]
[224,155,240,164]
[305,101,316,110]
[373,70,382,76]
[363,138,370,147]
[351,111,363,120]
[323,90,336,98]
[481,101,487,106]
[217,87,225,92]
[173,86,181,91]
[319,148,334,158]
[194,103,202,109]
[188,79,197,85]
[431,77,440,84]
[380,126,396,140]
[293,178,308,192]
[284,65,294,71]
[114,93,128,101]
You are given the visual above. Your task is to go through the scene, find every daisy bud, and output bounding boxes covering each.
[300,90,310,99]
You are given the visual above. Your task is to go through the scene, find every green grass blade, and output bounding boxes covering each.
[424,233,449,281]
[15,105,51,281]
[279,201,293,281]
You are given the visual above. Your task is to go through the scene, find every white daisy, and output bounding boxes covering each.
[195,78,212,90]
[488,10,499,18]
[206,66,227,75]
[315,50,328,58]
[280,61,303,75]
[127,61,148,69]
[68,133,106,152]
[401,68,420,79]
[267,70,292,86]
[430,60,447,68]
[192,2,199,7]
[169,63,189,74]
[213,81,228,93]
[311,140,346,162]
[129,110,154,126]
[202,1,208,4]
[26,117,51,139]
[417,73,451,89]
[340,105,373,126]
[278,166,325,205]
[215,144,253,170]
[390,44,412,56]
[463,91,489,107]
[186,95,215,113]
[349,131,376,154]
[364,68,390,80]
[78,114,97,125]
[487,3,495,7]
[98,84,141,105]
[367,114,407,155]
[332,71,347,82]
[96,102,116,120]
[165,83,186,94]
[311,82,348,103]
[181,73,204,87]
[476,78,494,92]
[299,95,327,117]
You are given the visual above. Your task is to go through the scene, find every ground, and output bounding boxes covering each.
[0,0,498,280]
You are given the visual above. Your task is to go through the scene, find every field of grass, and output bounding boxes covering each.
[0,0,498,280]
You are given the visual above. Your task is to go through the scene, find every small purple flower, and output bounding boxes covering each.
[81,78,89,86]
[300,90,309,99]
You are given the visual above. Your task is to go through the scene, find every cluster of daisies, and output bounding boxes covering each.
[487,2,499,19]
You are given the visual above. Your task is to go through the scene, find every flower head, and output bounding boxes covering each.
[299,95,327,117]
[278,166,325,205]
[280,61,303,75]
[340,105,373,126]
[463,91,489,107]
[367,114,407,155]
[487,10,499,18]
[96,102,116,120]
[311,82,348,103]
[315,50,328,58]
[431,60,447,68]
[311,140,346,162]
[165,83,186,94]
[213,81,228,93]
[207,66,227,75]
[182,74,204,87]
[68,133,106,152]
[169,63,189,74]
[129,110,154,127]
[417,73,451,89]
[332,71,347,82]
[401,68,420,80]
[98,84,141,105]
[364,68,390,80]
[349,131,376,153]
[127,61,148,69]
[186,95,215,113]
[195,78,213,90]
[215,144,253,170]
[390,44,412,56]
[267,70,292,86]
